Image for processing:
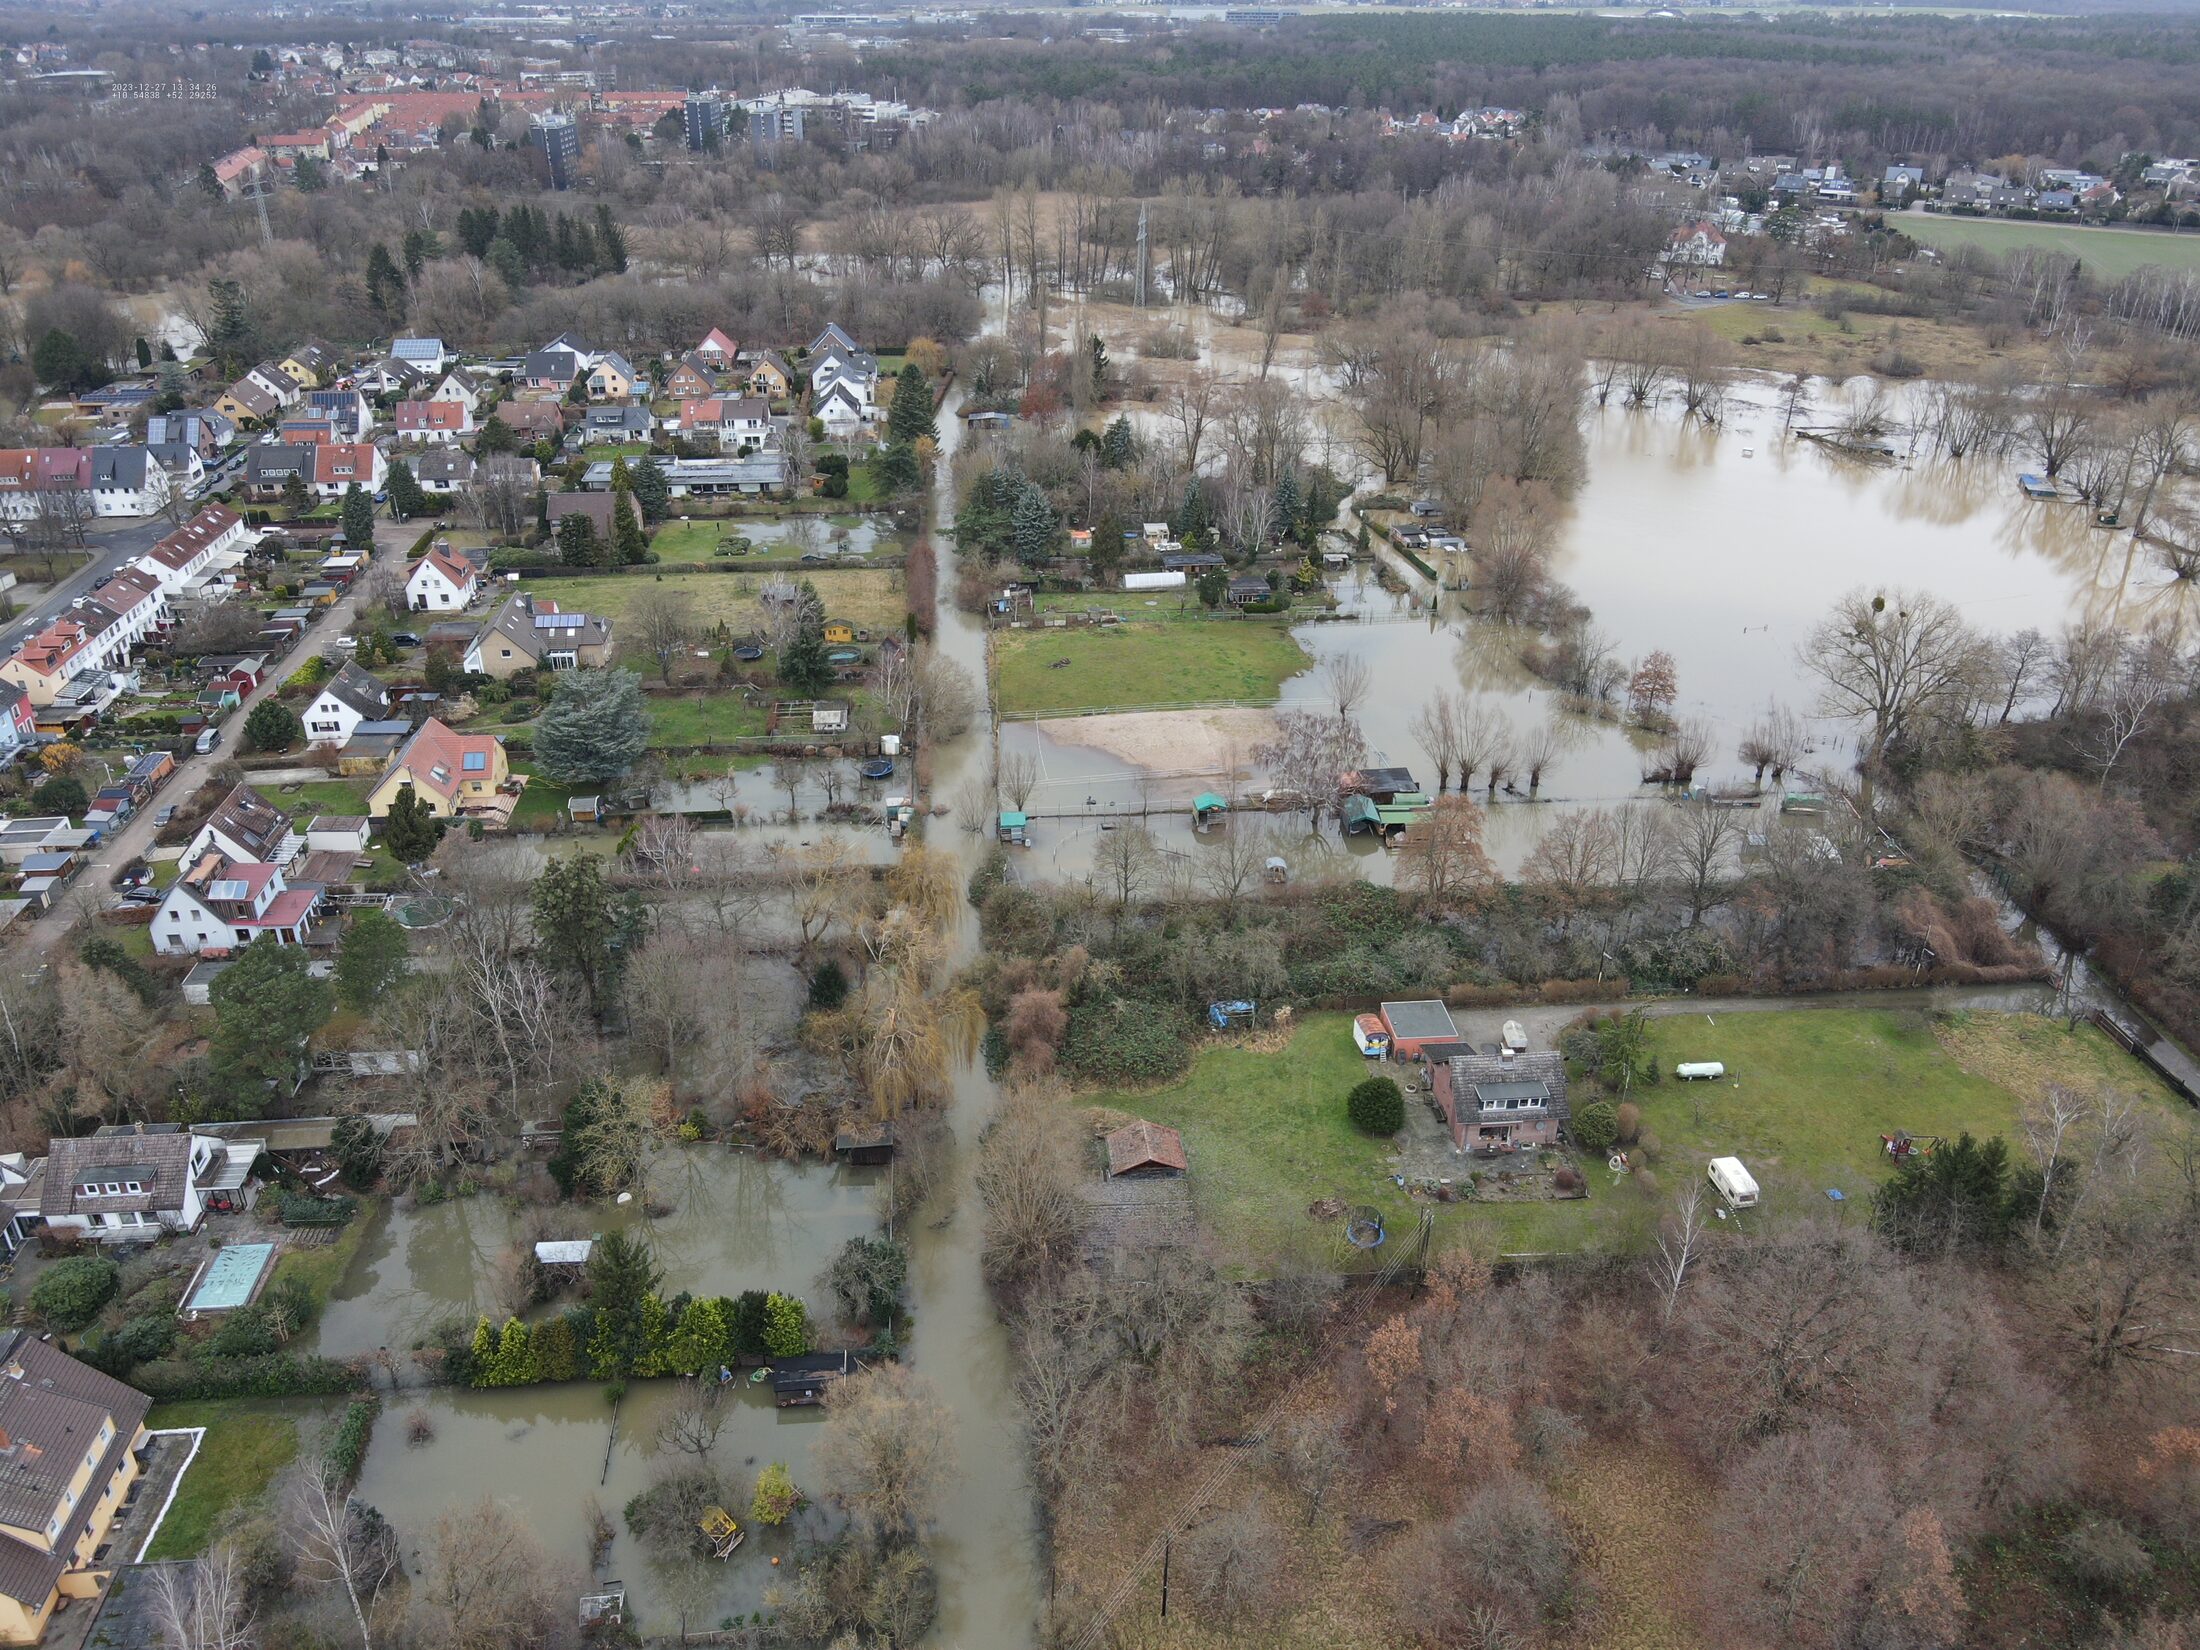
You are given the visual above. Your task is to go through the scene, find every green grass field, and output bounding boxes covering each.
[523,568,907,641]
[1900,213,2200,280]
[143,1402,301,1560]
[993,621,1310,716]
[1089,1007,2182,1268]
[647,691,770,747]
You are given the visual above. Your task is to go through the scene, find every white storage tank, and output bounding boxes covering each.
[1676,1061,1727,1081]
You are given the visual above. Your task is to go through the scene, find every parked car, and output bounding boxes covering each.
[121,887,162,906]
[194,727,220,756]
[152,805,177,828]
[392,632,421,648]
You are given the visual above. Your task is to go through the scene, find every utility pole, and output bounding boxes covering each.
[1136,202,1149,308]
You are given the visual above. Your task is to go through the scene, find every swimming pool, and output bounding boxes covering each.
[185,1242,275,1312]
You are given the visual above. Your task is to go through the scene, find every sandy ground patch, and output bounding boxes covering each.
[1042,706,1281,779]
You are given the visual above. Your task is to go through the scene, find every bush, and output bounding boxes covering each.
[1347,1076,1405,1135]
[82,1313,176,1376]
[1061,998,1192,1084]
[130,1352,364,1402]
[1615,1101,1641,1145]
[33,1254,119,1331]
[325,1397,380,1485]
[752,1462,802,1526]
[763,1292,811,1358]
[808,959,848,1010]
[1572,1100,1620,1154]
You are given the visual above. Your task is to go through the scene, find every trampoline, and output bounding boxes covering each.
[392,893,455,929]
[1343,1208,1387,1249]
[186,1242,275,1312]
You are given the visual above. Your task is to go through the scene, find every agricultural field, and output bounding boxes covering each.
[1897,211,2200,279]
[521,567,907,641]
[993,620,1311,717]
[1088,1007,2182,1268]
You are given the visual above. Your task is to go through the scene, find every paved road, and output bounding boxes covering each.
[18,514,421,962]
[1,518,183,653]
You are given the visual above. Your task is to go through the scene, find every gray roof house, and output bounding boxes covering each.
[577,405,655,443]
[1431,1050,1570,1154]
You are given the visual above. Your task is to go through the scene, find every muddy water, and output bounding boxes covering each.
[901,383,1048,1648]
[1003,375,2190,879]
[354,1380,832,1632]
[312,1152,883,1362]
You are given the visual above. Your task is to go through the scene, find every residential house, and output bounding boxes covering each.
[367,717,508,818]
[394,399,473,444]
[428,366,481,415]
[142,411,235,458]
[242,363,300,411]
[310,443,387,499]
[184,784,297,867]
[1226,575,1272,606]
[581,454,782,496]
[1664,219,1727,267]
[277,340,338,390]
[813,378,873,438]
[151,851,325,955]
[464,592,614,678]
[391,336,448,373]
[544,491,641,541]
[277,417,337,447]
[2,612,136,710]
[579,406,654,445]
[412,449,477,495]
[587,351,642,400]
[305,388,374,440]
[405,546,478,611]
[496,399,566,443]
[303,661,393,747]
[40,1123,259,1237]
[664,354,721,400]
[809,323,862,356]
[0,1330,153,1644]
[242,444,313,500]
[215,376,282,426]
[747,351,795,399]
[694,326,740,370]
[141,441,206,498]
[678,396,772,450]
[1882,163,1926,201]
[357,356,430,398]
[0,685,34,757]
[85,448,171,517]
[1430,1048,1570,1153]
[523,348,585,392]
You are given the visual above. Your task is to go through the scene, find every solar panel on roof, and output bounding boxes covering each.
[209,879,251,901]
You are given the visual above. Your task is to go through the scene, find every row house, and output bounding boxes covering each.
[0,450,169,521]
[133,504,251,596]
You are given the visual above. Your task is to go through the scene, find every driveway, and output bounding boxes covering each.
[19,515,424,960]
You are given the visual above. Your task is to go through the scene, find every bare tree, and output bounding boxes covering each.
[814,1365,955,1544]
[654,1380,728,1463]
[1799,588,1992,813]
[1317,652,1373,722]
[148,1540,255,1650]
[628,588,697,687]
[1091,822,1160,917]
[412,1496,563,1650]
[287,1461,400,1650]
[1649,1180,1710,1337]
[1409,690,1465,792]
[998,748,1041,811]
[1671,803,1744,926]
[2084,633,2177,789]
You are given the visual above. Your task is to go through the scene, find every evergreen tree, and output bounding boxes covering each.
[283,473,309,513]
[1100,415,1137,470]
[762,1293,811,1357]
[867,441,920,497]
[535,668,650,785]
[729,1291,771,1356]
[244,699,301,753]
[456,205,500,259]
[777,584,834,695]
[1090,332,1110,386]
[335,908,409,1009]
[134,337,151,370]
[31,329,87,392]
[485,237,526,292]
[1011,481,1057,568]
[534,1314,580,1381]
[887,364,936,444]
[470,1317,495,1384]
[630,455,671,523]
[491,1318,536,1386]
[381,782,445,863]
[475,414,515,455]
[386,458,429,521]
[209,938,333,1113]
[206,277,255,374]
[365,243,407,319]
[584,1231,663,1378]
[611,489,648,565]
[594,204,628,273]
[664,1295,733,1374]
[340,482,375,549]
[1272,465,1301,542]
[557,510,600,567]
[1176,477,1212,543]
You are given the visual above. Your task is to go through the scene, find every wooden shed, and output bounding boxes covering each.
[1104,1120,1189,1179]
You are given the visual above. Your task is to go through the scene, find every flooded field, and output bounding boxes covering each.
[1000,374,2190,877]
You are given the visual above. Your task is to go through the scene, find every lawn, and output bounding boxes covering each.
[1089,1007,2183,1269]
[648,519,751,561]
[647,689,771,747]
[523,567,907,642]
[142,1401,301,1560]
[268,1212,375,1314]
[993,620,1311,716]
[272,778,373,818]
[507,760,574,830]
[1899,212,2200,280]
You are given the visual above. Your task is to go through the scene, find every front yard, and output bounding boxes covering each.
[1087,1006,2183,1269]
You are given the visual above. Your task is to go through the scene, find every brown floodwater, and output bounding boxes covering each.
[1000,374,2191,879]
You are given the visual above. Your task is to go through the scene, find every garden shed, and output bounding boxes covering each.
[1104,1120,1189,1179]
[1379,999,1459,1059]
